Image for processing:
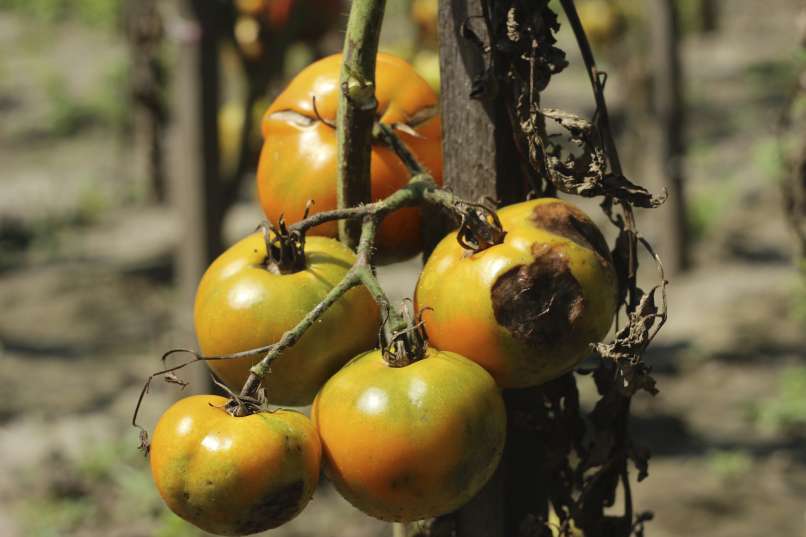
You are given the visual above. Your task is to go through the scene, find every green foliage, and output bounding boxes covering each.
[74,438,143,483]
[675,0,715,34]
[92,57,132,131]
[74,179,110,226]
[790,261,806,324]
[43,64,129,137]
[155,510,206,537]
[0,0,120,29]
[77,439,203,537]
[745,59,798,99]
[752,137,785,183]
[20,497,97,537]
[44,74,99,137]
[705,449,753,481]
[686,187,730,243]
[15,437,193,536]
[751,366,806,433]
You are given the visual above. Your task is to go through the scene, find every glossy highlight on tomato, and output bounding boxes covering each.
[312,348,506,522]
[150,395,321,536]
[256,52,443,262]
[194,232,380,405]
[415,198,618,388]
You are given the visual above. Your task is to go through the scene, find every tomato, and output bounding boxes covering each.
[411,0,438,45]
[150,395,321,536]
[235,0,342,40]
[312,348,506,522]
[194,232,380,405]
[256,52,443,262]
[415,198,618,388]
[576,0,623,48]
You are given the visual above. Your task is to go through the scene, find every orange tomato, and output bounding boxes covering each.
[257,52,443,262]
[194,232,380,405]
[150,395,321,536]
[235,0,342,40]
[312,348,506,522]
[415,198,618,388]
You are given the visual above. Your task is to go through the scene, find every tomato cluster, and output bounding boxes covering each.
[147,51,616,535]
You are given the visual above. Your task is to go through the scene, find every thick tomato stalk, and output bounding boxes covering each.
[312,348,506,522]
[256,52,443,262]
[150,395,321,536]
[194,232,380,406]
[415,198,618,388]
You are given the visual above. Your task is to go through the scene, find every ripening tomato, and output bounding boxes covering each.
[415,198,618,388]
[312,348,506,522]
[411,0,438,45]
[576,0,623,48]
[150,395,321,536]
[194,232,380,405]
[235,0,342,40]
[257,52,443,262]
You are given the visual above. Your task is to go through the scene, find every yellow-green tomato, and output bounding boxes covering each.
[415,198,618,388]
[312,348,506,522]
[194,232,380,405]
[150,395,321,536]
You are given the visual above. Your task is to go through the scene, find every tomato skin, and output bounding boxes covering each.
[415,198,618,389]
[194,232,380,405]
[150,395,321,536]
[312,348,506,522]
[257,52,443,263]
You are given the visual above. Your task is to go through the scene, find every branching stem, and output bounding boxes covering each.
[238,165,470,396]
[336,0,387,247]
[238,264,363,397]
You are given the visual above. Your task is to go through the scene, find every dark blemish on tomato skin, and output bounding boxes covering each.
[235,480,305,534]
[491,244,585,346]
[530,201,613,265]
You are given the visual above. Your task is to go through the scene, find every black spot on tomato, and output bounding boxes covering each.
[236,480,305,535]
[491,244,585,346]
[530,201,612,263]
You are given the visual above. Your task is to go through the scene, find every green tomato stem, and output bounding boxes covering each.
[336,0,387,248]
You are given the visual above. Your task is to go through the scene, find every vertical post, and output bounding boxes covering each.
[700,0,718,34]
[424,0,529,256]
[649,0,689,273]
[783,17,806,258]
[336,0,387,248]
[433,0,549,535]
[124,0,167,204]
[168,0,223,390]
[436,0,527,205]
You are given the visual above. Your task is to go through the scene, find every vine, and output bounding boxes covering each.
[133,1,668,535]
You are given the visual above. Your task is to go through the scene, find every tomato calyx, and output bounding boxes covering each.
[380,303,429,367]
[211,377,268,417]
[456,202,507,253]
[224,394,266,417]
[259,207,311,274]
